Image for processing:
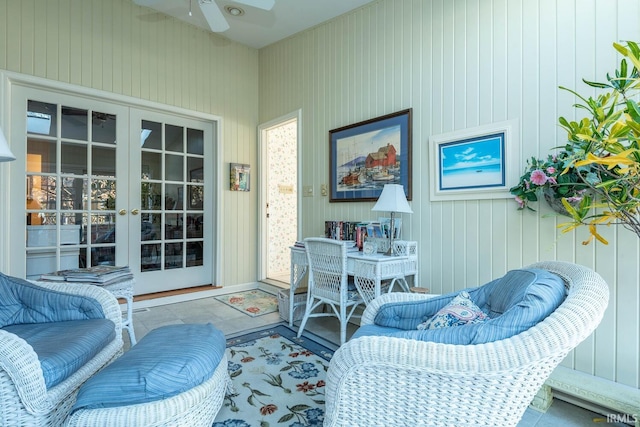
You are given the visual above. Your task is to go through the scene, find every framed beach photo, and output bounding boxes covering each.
[429,120,519,201]
[329,109,412,202]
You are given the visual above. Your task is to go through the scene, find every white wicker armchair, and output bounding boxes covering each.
[0,279,123,426]
[324,261,610,427]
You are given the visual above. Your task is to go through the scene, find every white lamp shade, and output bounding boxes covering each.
[0,125,16,162]
[371,184,413,214]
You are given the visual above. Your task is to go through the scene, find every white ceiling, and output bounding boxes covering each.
[133,0,378,49]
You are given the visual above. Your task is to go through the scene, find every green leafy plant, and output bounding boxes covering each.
[511,41,640,245]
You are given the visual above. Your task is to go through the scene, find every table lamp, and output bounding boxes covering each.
[0,125,16,162]
[371,184,412,255]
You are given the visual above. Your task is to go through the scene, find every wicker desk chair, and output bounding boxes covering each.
[0,279,123,427]
[297,238,365,345]
[324,261,610,427]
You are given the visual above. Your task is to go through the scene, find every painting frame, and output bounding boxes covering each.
[429,119,519,201]
[329,108,412,203]
[230,163,250,192]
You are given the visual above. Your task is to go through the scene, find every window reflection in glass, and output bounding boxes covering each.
[61,142,87,174]
[61,107,88,141]
[187,128,203,155]
[141,182,161,210]
[165,213,183,239]
[27,101,56,137]
[165,242,183,269]
[92,179,116,211]
[141,152,161,180]
[92,147,116,177]
[61,177,87,210]
[165,124,183,153]
[165,154,183,181]
[92,112,116,144]
[141,120,162,149]
[186,242,203,267]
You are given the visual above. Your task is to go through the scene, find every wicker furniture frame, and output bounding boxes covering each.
[324,261,610,427]
[297,238,365,345]
[0,281,123,427]
[64,355,231,427]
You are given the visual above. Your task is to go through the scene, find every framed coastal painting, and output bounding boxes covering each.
[329,109,412,202]
[429,120,519,201]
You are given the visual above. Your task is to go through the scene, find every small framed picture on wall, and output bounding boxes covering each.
[230,163,250,192]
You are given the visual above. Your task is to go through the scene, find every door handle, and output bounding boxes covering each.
[131,209,140,215]
[118,209,127,216]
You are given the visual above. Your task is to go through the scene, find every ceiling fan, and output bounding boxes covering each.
[133,0,275,32]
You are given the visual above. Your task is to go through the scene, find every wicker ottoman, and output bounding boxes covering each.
[65,324,230,427]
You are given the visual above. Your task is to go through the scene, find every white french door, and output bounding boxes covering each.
[128,109,213,294]
[9,83,215,295]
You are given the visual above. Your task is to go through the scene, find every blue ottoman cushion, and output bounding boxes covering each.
[72,323,226,411]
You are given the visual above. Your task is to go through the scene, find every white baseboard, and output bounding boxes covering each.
[532,366,640,427]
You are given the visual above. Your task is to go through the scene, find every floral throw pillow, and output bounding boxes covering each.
[417,291,488,330]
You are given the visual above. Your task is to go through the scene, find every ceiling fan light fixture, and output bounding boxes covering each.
[224,5,245,16]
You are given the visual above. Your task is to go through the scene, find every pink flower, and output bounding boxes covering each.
[515,196,525,208]
[546,166,556,174]
[547,177,557,185]
[529,169,548,186]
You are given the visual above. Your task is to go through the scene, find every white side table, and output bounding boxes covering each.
[101,278,137,346]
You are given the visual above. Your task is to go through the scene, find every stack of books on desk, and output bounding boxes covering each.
[40,265,133,286]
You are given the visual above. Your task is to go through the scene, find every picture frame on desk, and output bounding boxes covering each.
[329,109,413,202]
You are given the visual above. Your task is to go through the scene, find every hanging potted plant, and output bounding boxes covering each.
[510,41,640,245]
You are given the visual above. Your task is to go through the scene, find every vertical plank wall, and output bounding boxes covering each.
[259,0,640,388]
[0,0,260,287]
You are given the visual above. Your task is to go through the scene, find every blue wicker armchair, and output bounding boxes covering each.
[324,261,610,427]
[0,273,123,426]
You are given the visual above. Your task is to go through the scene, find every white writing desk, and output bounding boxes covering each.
[288,241,418,325]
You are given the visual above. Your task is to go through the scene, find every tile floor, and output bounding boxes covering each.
[127,291,626,427]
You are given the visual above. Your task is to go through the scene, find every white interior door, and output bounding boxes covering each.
[258,111,301,283]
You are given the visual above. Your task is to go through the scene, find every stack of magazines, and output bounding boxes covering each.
[40,265,133,286]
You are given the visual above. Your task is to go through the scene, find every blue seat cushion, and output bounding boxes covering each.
[0,273,106,328]
[72,323,226,411]
[3,319,116,388]
[361,268,566,345]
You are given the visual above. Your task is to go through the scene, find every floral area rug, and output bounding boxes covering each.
[212,324,337,427]
[215,289,279,317]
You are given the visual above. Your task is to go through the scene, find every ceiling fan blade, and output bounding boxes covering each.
[199,1,230,32]
[132,0,161,6]
[234,0,275,11]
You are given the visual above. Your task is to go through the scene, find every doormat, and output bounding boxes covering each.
[214,289,278,317]
[213,323,337,427]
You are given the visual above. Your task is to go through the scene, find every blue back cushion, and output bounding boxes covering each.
[4,319,116,388]
[72,323,226,411]
[0,273,105,328]
[369,269,566,345]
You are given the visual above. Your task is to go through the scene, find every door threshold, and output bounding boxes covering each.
[134,285,222,302]
[260,279,289,290]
